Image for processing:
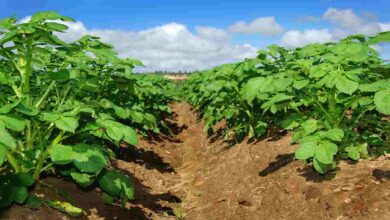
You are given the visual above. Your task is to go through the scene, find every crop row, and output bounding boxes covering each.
[183,32,390,174]
[0,11,176,215]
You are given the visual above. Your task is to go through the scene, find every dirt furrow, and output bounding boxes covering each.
[2,102,390,220]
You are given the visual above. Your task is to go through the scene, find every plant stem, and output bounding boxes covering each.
[313,99,333,122]
[98,73,109,99]
[35,80,56,108]
[59,83,72,106]
[33,132,64,179]
[11,85,23,98]
[23,41,33,105]
[26,120,32,150]
[6,152,21,173]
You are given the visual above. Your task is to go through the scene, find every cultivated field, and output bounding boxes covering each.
[0,11,389,220]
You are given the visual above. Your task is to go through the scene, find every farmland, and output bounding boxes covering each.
[0,11,390,220]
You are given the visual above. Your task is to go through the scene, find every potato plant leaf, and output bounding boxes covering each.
[46,200,84,217]
[374,89,390,115]
[55,116,79,133]
[98,170,134,200]
[0,173,34,207]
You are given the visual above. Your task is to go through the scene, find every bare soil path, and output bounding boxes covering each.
[2,102,390,220]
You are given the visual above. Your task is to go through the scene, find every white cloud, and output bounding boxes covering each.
[281,8,390,48]
[61,21,257,72]
[323,8,388,38]
[195,26,230,42]
[228,17,283,35]
[18,17,257,72]
[379,22,390,32]
[280,29,333,48]
[17,16,31,24]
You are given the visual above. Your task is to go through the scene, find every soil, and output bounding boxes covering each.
[1,102,390,220]
[163,75,188,81]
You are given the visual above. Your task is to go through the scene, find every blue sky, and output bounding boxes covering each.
[1,0,389,71]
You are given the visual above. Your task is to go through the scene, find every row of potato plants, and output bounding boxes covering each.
[183,32,390,174]
[0,11,176,215]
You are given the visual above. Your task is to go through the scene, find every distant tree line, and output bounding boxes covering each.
[145,70,198,75]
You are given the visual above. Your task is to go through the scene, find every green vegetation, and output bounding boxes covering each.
[0,11,176,214]
[1,9,390,217]
[183,32,390,174]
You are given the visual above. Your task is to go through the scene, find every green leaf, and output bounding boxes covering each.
[345,144,368,161]
[26,195,45,209]
[16,103,39,116]
[47,69,70,81]
[55,116,79,133]
[113,106,129,119]
[313,158,336,174]
[241,77,264,103]
[368,31,390,44]
[46,200,84,218]
[41,112,60,122]
[295,141,316,160]
[70,173,95,188]
[12,187,28,204]
[374,89,390,115]
[45,22,69,32]
[72,144,107,173]
[122,126,139,145]
[98,170,134,200]
[310,65,327,78]
[0,144,7,166]
[0,31,17,44]
[50,144,74,165]
[97,119,139,145]
[102,193,115,204]
[333,42,369,62]
[52,144,107,174]
[31,11,74,22]
[273,77,293,91]
[324,128,344,142]
[280,114,306,130]
[335,76,359,95]
[359,79,390,92]
[358,97,373,106]
[314,141,338,164]
[0,17,16,29]
[293,79,310,89]
[0,101,21,114]
[0,126,17,149]
[105,123,124,142]
[0,173,34,207]
[0,114,26,132]
[11,173,35,187]
[301,119,318,135]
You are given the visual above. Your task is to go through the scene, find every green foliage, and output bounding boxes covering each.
[0,11,177,212]
[46,200,85,217]
[183,32,390,174]
[0,173,34,207]
[98,170,135,206]
[374,89,390,115]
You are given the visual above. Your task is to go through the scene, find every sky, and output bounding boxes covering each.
[1,0,389,72]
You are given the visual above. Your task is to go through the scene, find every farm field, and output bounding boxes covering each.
[2,102,390,219]
[0,6,390,220]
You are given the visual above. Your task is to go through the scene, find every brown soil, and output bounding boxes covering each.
[163,75,188,81]
[2,102,390,220]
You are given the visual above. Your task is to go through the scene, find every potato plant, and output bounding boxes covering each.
[0,11,176,213]
[183,32,390,174]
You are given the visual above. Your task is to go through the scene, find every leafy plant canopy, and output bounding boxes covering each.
[183,31,390,174]
[0,11,177,214]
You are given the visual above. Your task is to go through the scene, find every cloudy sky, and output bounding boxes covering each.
[1,0,389,72]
